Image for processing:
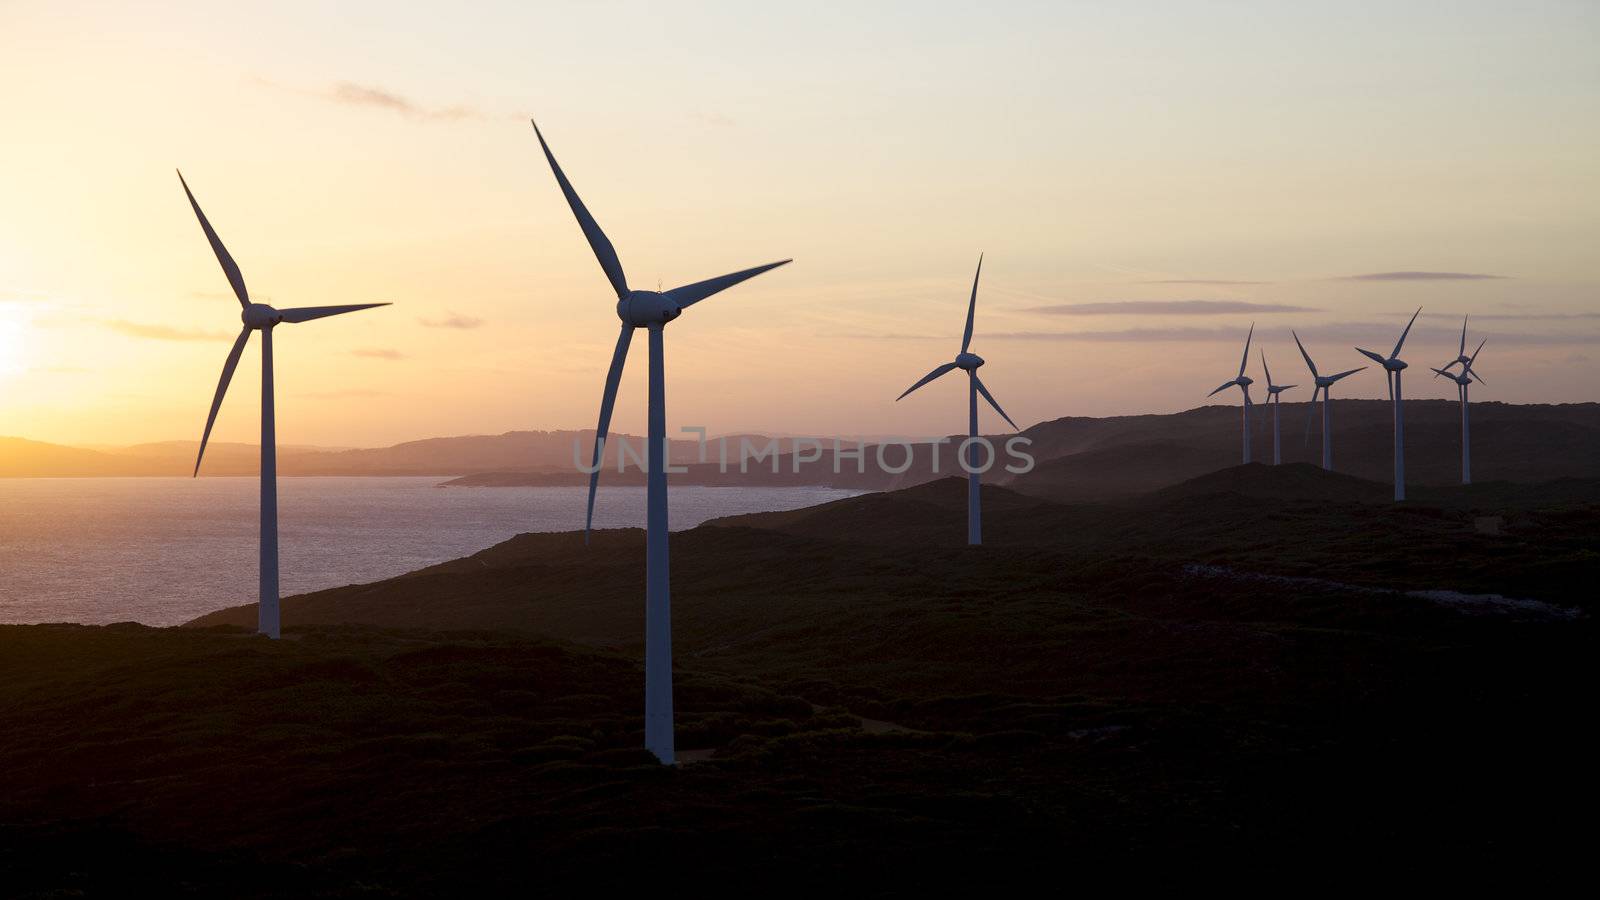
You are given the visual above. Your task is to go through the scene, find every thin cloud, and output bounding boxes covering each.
[274,79,488,122]
[985,323,1592,346]
[1451,312,1600,321]
[352,348,407,360]
[1337,271,1509,282]
[298,388,390,399]
[419,312,484,329]
[1138,279,1268,285]
[104,320,231,341]
[1027,300,1316,316]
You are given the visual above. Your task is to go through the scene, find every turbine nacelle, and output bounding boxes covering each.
[1236,375,1254,388]
[242,303,283,329]
[617,291,682,327]
[955,351,985,371]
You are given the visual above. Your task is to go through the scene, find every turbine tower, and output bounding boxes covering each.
[895,255,1017,546]
[1357,307,1421,501]
[1207,324,1255,464]
[532,121,791,765]
[1292,330,1365,471]
[1432,333,1486,485]
[178,171,388,639]
[1259,350,1297,465]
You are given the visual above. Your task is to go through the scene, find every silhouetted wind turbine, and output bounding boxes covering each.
[895,255,1017,546]
[532,120,791,766]
[1357,307,1421,501]
[1260,350,1297,465]
[1439,315,1479,377]
[1432,336,1486,485]
[1207,324,1255,464]
[1293,330,1365,471]
[178,171,388,639]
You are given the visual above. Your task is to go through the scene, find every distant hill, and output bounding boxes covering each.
[8,401,1599,487]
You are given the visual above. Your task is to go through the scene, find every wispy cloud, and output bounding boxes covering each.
[104,320,231,341]
[298,388,390,399]
[1336,271,1509,282]
[265,78,489,122]
[419,312,484,329]
[351,348,406,360]
[688,110,737,127]
[1138,279,1268,286]
[982,323,1592,346]
[1453,312,1600,321]
[1026,300,1316,316]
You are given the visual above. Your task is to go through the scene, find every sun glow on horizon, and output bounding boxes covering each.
[1,1,1597,447]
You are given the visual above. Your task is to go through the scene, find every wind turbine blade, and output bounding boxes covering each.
[973,374,1017,430]
[1466,368,1485,384]
[176,171,249,307]
[1207,379,1237,397]
[665,259,792,309]
[1355,347,1388,366]
[1429,367,1454,378]
[961,254,982,354]
[1302,386,1321,445]
[1238,322,1254,378]
[1467,336,1486,368]
[530,120,630,300]
[1385,370,1393,404]
[1279,383,1297,391]
[1327,366,1366,383]
[1391,306,1421,358]
[194,328,252,476]
[896,362,958,401]
[278,303,391,323]
[1460,314,1469,356]
[1292,329,1318,377]
[585,326,635,542]
[1260,349,1272,388]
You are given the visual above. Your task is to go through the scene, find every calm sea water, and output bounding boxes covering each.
[0,478,859,627]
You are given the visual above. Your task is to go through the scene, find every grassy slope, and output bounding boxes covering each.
[5,471,1597,893]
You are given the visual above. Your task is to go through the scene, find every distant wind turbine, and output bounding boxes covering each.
[532,120,791,766]
[178,171,388,639]
[1292,330,1365,471]
[1432,333,1486,485]
[1207,324,1255,464]
[1438,315,1480,377]
[1356,307,1421,501]
[1259,350,1297,465]
[895,255,1017,546]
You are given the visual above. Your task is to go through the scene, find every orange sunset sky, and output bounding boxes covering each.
[2,1,1597,448]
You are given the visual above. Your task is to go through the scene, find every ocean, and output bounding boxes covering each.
[0,477,859,627]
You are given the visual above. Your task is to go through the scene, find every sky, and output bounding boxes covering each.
[2,0,1597,448]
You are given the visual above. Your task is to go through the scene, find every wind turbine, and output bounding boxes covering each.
[1259,350,1297,465]
[532,121,791,766]
[895,255,1017,546]
[178,171,388,639]
[1438,315,1478,377]
[1292,330,1365,471]
[1357,308,1421,501]
[1206,324,1255,464]
[1432,335,1486,485]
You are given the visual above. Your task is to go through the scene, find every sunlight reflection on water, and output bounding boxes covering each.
[0,478,858,626]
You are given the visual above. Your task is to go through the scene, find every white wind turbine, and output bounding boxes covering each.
[1432,330,1486,485]
[1259,350,1297,465]
[1356,307,1421,501]
[1206,324,1255,464]
[532,121,791,766]
[1292,330,1365,471]
[178,171,388,639]
[895,255,1017,546]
